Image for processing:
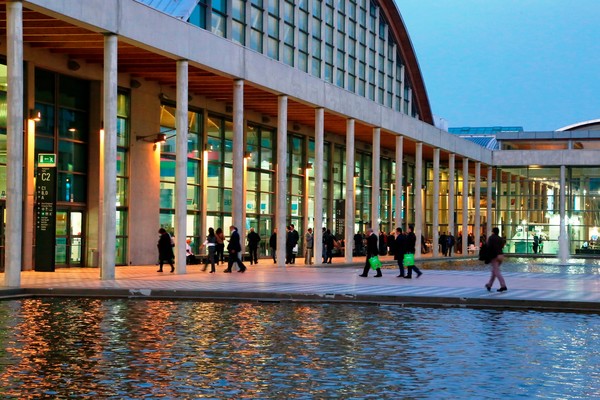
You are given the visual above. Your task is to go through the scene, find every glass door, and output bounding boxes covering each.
[55,210,84,267]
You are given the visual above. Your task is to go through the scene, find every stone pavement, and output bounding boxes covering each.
[1,255,599,312]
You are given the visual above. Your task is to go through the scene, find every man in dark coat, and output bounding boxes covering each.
[394,227,406,277]
[359,228,382,277]
[439,232,448,256]
[225,225,246,273]
[404,224,423,279]
[269,228,277,263]
[485,227,507,292]
[157,228,175,273]
[246,227,261,265]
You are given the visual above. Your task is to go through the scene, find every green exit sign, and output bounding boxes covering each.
[38,153,56,167]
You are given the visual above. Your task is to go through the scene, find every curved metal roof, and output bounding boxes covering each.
[379,0,433,124]
[557,119,600,131]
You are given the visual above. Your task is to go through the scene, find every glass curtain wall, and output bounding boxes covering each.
[159,105,203,253]
[115,91,130,265]
[35,69,89,267]
[568,167,600,254]
[332,144,346,240]
[184,0,416,114]
[496,167,560,255]
[288,134,305,242]
[379,157,392,234]
[355,151,372,234]
[206,114,233,238]
[246,124,275,257]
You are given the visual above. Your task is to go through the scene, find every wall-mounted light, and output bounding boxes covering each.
[158,93,169,102]
[306,163,313,170]
[130,79,142,89]
[205,144,213,152]
[137,133,166,143]
[28,109,41,122]
[244,151,252,159]
[354,172,360,178]
[67,59,80,71]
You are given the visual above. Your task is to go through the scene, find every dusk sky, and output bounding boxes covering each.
[395,0,600,131]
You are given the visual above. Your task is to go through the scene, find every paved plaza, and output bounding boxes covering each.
[1,255,599,312]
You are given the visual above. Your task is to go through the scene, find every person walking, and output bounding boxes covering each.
[247,227,261,265]
[201,227,217,273]
[215,227,226,265]
[323,229,335,264]
[224,226,247,273]
[269,228,277,263]
[394,227,406,277]
[359,228,382,277]
[304,228,314,265]
[485,227,507,292]
[446,233,455,257]
[404,224,423,279]
[532,233,539,254]
[290,224,299,264]
[156,228,175,273]
[440,231,448,256]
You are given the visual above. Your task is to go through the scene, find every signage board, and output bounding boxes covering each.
[35,166,56,271]
[38,153,56,167]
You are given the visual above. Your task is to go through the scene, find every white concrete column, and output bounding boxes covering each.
[394,135,403,228]
[559,165,568,262]
[487,167,493,239]
[101,33,118,280]
[474,162,481,250]
[232,79,244,252]
[414,142,423,259]
[345,119,355,263]
[462,158,469,255]
[371,128,380,230]
[276,95,288,266]
[4,1,23,287]
[313,108,324,265]
[432,148,440,257]
[174,60,188,274]
[448,153,455,238]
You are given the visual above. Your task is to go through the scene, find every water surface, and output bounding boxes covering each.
[0,299,598,399]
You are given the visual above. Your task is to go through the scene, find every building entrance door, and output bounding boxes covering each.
[55,209,85,267]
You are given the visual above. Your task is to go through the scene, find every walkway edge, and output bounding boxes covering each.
[0,288,598,313]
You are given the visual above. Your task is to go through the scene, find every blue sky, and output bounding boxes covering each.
[395,0,600,131]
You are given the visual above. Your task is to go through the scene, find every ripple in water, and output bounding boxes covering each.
[0,299,598,399]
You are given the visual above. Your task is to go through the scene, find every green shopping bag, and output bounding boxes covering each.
[368,255,382,270]
[403,253,415,267]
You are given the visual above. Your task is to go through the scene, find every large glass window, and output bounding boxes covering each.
[246,124,275,256]
[159,105,203,252]
[115,90,130,265]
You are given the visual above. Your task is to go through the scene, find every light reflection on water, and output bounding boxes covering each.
[426,258,600,274]
[0,298,598,399]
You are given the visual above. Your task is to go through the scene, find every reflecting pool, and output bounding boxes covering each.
[0,299,598,399]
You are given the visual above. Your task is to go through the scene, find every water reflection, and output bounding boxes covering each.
[0,299,598,398]
[429,258,600,274]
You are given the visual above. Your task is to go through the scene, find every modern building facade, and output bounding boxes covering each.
[0,0,598,286]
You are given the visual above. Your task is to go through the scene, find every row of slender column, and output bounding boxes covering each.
[2,3,572,286]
